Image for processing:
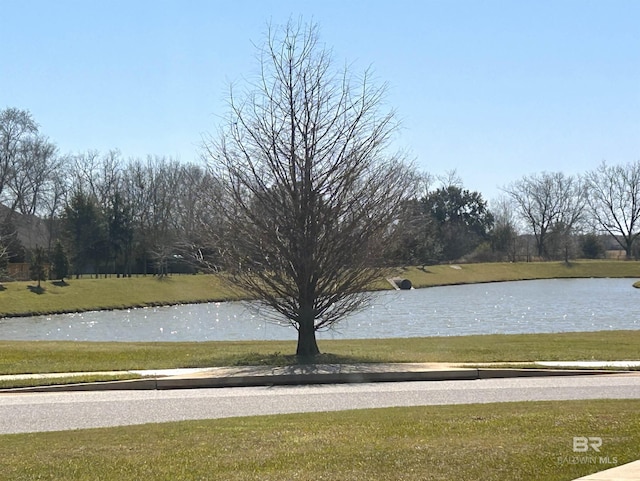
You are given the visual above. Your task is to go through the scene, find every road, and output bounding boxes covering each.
[1,374,639,434]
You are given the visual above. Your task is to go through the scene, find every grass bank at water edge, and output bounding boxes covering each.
[0,274,244,317]
[398,260,640,288]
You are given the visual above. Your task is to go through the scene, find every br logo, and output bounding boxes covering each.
[573,437,602,452]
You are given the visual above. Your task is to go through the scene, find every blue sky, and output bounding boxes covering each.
[2,0,638,200]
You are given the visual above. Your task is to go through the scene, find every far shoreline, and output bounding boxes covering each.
[1,260,638,319]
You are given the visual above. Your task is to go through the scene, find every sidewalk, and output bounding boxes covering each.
[572,460,640,480]
[1,361,635,392]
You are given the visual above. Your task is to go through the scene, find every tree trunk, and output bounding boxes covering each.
[296,313,320,358]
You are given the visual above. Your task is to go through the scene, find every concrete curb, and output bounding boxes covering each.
[1,367,624,393]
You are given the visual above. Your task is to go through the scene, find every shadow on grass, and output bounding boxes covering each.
[0,284,5,291]
[231,351,379,366]
[27,285,46,295]
[154,275,173,282]
[51,280,69,287]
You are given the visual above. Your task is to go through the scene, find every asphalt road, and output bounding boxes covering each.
[1,374,639,434]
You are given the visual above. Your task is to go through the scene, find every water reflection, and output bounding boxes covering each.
[0,278,637,341]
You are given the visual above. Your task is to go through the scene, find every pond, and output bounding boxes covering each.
[0,278,638,342]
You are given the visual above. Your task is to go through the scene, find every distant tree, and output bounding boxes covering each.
[61,190,106,278]
[206,20,415,357]
[8,135,59,217]
[70,149,122,205]
[424,185,494,262]
[503,172,586,259]
[489,196,518,262]
[50,240,69,281]
[0,107,64,243]
[546,221,577,263]
[41,161,70,253]
[0,219,26,263]
[0,241,8,281]
[1,108,69,253]
[583,160,640,259]
[580,233,605,259]
[105,189,134,277]
[0,108,38,207]
[389,197,442,268]
[174,164,225,270]
[29,246,47,288]
[122,157,185,276]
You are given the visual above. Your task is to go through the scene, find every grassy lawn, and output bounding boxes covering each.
[398,260,640,288]
[0,260,638,317]
[1,400,638,481]
[0,274,243,317]
[1,330,639,375]
[0,373,141,390]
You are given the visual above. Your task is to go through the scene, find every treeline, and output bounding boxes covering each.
[0,108,222,279]
[1,107,639,281]
[393,166,640,267]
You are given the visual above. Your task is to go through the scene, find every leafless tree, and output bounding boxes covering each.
[436,169,463,190]
[41,159,71,252]
[0,108,62,253]
[205,20,415,357]
[8,137,51,213]
[489,196,519,261]
[583,160,640,259]
[146,157,187,276]
[173,164,225,269]
[122,156,186,275]
[0,108,38,209]
[0,238,8,282]
[503,172,586,259]
[71,149,123,206]
[0,109,65,238]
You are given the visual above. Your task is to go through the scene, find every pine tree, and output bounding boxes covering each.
[29,246,47,289]
[51,241,69,281]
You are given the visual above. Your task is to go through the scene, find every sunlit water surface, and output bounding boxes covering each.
[0,279,638,341]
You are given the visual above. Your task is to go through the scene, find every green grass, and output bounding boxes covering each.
[398,260,640,288]
[1,260,638,317]
[0,373,141,389]
[1,330,639,375]
[0,274,243,317]
[1,400,638,480]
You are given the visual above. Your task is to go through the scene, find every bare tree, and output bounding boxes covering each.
[205,20,415,357]
[436,169,463,190]
[41,159,71,253]
[489,196,519,262]
[583,160,640,259]
[0,108,60,256]
[503,172,586,259]
[121,156,185,275]
[7,135,58,216]
[173,164,225,269]
[0,238,8,282]
[0,108,38,208]
[71,149,123,206]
